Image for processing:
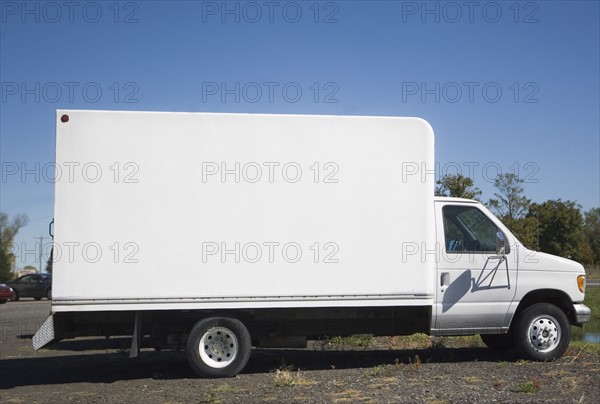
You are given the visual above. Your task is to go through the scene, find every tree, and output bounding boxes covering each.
[488,174,530,221]
[0,248,13,283]
[435,174,482,200]
[584,208,600,265]
[45,249,53,273]
[510,215,539,251]
[487,174,536,248]
[0,212,29,282]
[528,200,587,262]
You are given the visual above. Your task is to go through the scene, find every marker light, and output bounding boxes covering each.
[577,275,586,293]
[61,114,69,123]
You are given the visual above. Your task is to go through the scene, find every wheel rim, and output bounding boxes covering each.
[527,315,561,353]
[198,326,238,368]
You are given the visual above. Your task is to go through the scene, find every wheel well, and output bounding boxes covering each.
[512,289,576,326]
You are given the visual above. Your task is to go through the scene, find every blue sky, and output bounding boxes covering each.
[1,0,599,270]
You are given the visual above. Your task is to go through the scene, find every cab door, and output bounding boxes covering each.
[433,201,517,335]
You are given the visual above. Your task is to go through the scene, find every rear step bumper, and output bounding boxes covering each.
[33,314,55,350]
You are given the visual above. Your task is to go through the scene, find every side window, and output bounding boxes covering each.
[443,206,498,253]
[20,275,32,283]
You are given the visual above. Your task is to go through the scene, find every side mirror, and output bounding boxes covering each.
[496,231,510,255]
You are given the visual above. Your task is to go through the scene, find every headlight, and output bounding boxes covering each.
[577,275,586,293]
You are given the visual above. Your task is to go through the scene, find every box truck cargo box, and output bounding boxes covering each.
[34,111,591,377]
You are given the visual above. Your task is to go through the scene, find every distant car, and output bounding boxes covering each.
[5,274,52,301]
[0,284,15,303]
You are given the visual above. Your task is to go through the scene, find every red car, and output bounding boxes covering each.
[0,284,15,303]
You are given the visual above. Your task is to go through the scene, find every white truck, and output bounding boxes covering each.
[34,110,591,377]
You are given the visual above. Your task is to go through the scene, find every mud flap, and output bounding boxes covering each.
[129,311,142,358]
[33,315,55,350]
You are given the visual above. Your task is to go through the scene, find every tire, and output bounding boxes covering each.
[34,297,42,301]
[12,290,19,301]
[187,317,251,378]
[46,288,52,300]
[480,333,515,351]
[0,299,7,304]
[514,303,570,361]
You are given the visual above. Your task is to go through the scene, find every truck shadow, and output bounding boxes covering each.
[247,347,519,374]
[1,340,518,388]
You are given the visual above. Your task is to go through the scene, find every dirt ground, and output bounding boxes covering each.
[1,301,599,403]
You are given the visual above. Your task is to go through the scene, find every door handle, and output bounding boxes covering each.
[441,272,450,288]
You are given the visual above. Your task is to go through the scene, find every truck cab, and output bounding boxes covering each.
[433,197,590,360]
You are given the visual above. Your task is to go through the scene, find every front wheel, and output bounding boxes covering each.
[187,317,251,378]
[514,303,570,361]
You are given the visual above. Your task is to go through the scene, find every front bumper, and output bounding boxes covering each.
[573,304,592,324]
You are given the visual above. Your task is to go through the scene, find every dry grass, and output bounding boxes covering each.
[463,376,482,383]
[409,354,422,371]
[492,379,505,389]
[273,368,316,387]
[214,384,242,394]
[387,334,432,350]
[330,389,376,403]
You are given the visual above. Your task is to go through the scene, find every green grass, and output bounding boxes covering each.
[571,288,600,342]
[517,379,541,394]
[323,334,374,348]
[569,340,600,354]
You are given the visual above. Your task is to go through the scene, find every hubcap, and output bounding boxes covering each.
[527,315,561,353]
[199,326,238,368]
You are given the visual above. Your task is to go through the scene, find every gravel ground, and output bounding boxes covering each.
[1,301,598,403]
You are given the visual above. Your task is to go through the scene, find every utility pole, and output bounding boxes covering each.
[35,236,47,273]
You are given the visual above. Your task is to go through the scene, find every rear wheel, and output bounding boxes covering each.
[514,303,569,361]
[46,288,52,300]
[34,297,42,301]
[187,317,251,378]
[480,333,515,351]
